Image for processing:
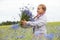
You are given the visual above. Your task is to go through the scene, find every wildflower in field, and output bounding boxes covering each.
[45,33,54,40]
[11,24,19,30]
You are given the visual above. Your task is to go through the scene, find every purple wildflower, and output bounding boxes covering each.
[45,33,54,40]
[23,10,32,18]
[11,24,19,30]
[24,6,29,10]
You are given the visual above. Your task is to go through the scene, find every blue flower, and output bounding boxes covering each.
[11,24,19,30]
[45,33,54,40]
[23,10,32,17]
[21,9,33,21]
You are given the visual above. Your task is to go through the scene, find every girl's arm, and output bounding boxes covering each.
[26,19,46,27]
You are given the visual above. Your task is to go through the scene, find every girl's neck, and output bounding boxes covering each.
[34,13,43,19]
[34,13,45,19]
[37,13,43,16]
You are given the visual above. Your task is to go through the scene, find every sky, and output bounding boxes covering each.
[0,0,60,23]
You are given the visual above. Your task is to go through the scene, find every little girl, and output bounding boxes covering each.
[21,4,47,40]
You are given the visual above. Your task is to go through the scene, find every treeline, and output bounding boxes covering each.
[0,21,19,26]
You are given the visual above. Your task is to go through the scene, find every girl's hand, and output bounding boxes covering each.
[21,19,27,26]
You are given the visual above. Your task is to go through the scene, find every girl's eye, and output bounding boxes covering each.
[38,8,40,10]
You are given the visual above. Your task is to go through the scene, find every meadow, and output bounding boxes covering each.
[0,22,60,40]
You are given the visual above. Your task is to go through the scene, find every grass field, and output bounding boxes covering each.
[0,22,60,40]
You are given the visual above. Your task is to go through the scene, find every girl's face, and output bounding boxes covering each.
[37,6,45,15]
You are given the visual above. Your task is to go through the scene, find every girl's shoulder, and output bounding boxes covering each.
[39,14,47,21]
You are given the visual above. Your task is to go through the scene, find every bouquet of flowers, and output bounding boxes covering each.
[19,6,34,28]
[20,9,32,21]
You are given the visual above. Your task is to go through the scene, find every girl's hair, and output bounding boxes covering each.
[39,4,46,11]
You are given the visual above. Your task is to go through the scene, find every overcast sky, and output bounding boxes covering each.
[0,0,60,23]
